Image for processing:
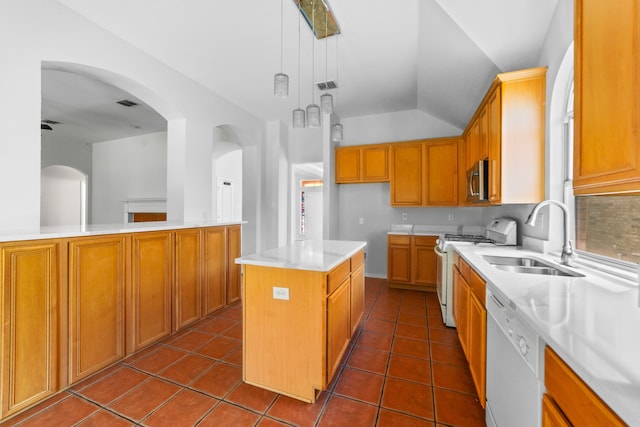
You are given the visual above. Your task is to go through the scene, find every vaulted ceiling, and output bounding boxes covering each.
[48,0,559,142]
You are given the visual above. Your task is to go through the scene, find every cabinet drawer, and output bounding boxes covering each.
[328,259,351,294]
[469,268,485,303]
[545,347,625,426]
[351,250,365,270]
[388,235,411,246]
[457,256,470,281]
[414,236,437,246]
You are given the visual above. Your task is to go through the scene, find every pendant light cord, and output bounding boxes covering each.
[297,0,302,108]
[311,0,315,104]
[280,0,284,72]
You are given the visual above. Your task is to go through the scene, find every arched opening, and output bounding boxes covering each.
[40,165,87,227]
[41,64,169,224]
[291,162,324,241]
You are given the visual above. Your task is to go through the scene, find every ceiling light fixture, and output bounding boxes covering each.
[292,0,306,127]
[274,0,289,97]
[331,34,343,142]
[305,0,321,127]
[320,9,333,114]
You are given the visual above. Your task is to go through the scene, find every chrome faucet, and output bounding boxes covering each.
[525,200,576,266]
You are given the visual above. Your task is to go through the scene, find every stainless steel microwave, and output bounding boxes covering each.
[466,159,489,202]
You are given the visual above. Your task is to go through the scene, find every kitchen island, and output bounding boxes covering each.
[236,240,366,403]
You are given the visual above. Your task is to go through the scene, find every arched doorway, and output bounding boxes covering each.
[41,165,87,226]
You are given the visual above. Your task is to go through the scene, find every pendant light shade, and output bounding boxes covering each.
[331,123,343,142]
[320,93,333,113]
[293,108,306,128]
[274,73,289,97]
[306,103,321,127]
[274,0,288,97]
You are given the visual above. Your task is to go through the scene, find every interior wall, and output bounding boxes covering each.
[215,149,243,222]
[92,132,167,224]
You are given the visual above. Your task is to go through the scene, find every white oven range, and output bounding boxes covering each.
[433,218,517,327]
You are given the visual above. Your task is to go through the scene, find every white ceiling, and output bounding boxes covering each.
[46,0,559,142]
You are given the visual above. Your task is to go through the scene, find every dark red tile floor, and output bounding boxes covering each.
[1,278,485,426]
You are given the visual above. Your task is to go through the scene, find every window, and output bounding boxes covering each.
[564,81,640,265]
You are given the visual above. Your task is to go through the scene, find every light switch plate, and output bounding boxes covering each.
[273,286,290,300]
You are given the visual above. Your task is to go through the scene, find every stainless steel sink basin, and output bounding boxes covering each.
[482,255,584,277]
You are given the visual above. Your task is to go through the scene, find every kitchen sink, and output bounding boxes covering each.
[482,255,584,278]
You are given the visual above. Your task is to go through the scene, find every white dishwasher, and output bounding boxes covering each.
[485,289,544,427]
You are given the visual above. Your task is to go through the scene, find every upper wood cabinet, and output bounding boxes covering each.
[573,0,640,195]
[0,240,62,418]
[68,235,129,384]
[390,138,459,207]
[463,67,546,205]
[335,144,389,183]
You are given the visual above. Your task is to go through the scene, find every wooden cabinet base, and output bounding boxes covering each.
[388,282,436,292]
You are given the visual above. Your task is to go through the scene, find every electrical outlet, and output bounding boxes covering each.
[402,213,407,220]
[359,217,364,225]
[273,287,289,300]
[448,213,455,222]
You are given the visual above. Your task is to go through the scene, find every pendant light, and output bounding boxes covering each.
[274,0,289,97]
[331,33,343,141]
[292,0,305,127]
[306,0,321,127]
[320,9,333,114]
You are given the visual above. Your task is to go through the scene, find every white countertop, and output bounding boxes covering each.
[0,220,243,243]
[454,244,640,425]
[387,224,485,236]
[235,240,367,272]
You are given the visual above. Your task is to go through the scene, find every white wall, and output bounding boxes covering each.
[0,0,265,255]
[92,132,167,224]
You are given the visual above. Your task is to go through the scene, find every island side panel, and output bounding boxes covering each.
[242,264,326,402]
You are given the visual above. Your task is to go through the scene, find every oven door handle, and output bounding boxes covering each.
[434,245,445,258]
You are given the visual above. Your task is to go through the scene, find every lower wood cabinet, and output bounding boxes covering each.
[0,240,62,418]
[202,227,227,315]
[174,228,202,330]
[130,231,173,353]
[543,346,625,426]
[452,253,486,408]
[387,234,437,291]
[226,225,241,304]
[327,276,351,380]
[68,235,128,384]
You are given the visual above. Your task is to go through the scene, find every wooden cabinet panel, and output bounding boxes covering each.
[387,242,412,283]
[0,241,60,417]
[174,229,202,330]
[202,227,226,315]
[226,225,241,304]
[424,139,458,205]
[542,394,571,427]
[350,264,365,335]
[362,145,389,181]
[544,347,625,426]
[327,277,351,381]
[68,235,128,383]
[574,0,640,194]
[487,87,502,202]
[452,267,469,357]
[390,143,423,206]
[335,147,361,183]
[130,232,173,352]
[468,293,486,408]
[413,236,437,285]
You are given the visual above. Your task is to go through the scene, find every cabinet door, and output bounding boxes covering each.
[574,0,640,194]
[1,241,60,418]
[479,107,489,160]
[542,394,571,427]
[487,87,502,203]
[69,235,128,383]
[413,236,437,285]
[350,264,365,335]
[174,229,202,330]
[202,227,226,315]
[362,145,389,182]
[452,267,469,358]
[327,278,351,381]
[390,143,423,206]
[424,139,458,205]
[387,237,412,283]
[468,293,486,408]
[226,225,242,304]
[335,147,361,183]
[130,232,173,352]
[467,119,480,170]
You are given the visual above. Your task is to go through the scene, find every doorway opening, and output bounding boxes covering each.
[292,163,323,241]
[41,165,87,227]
